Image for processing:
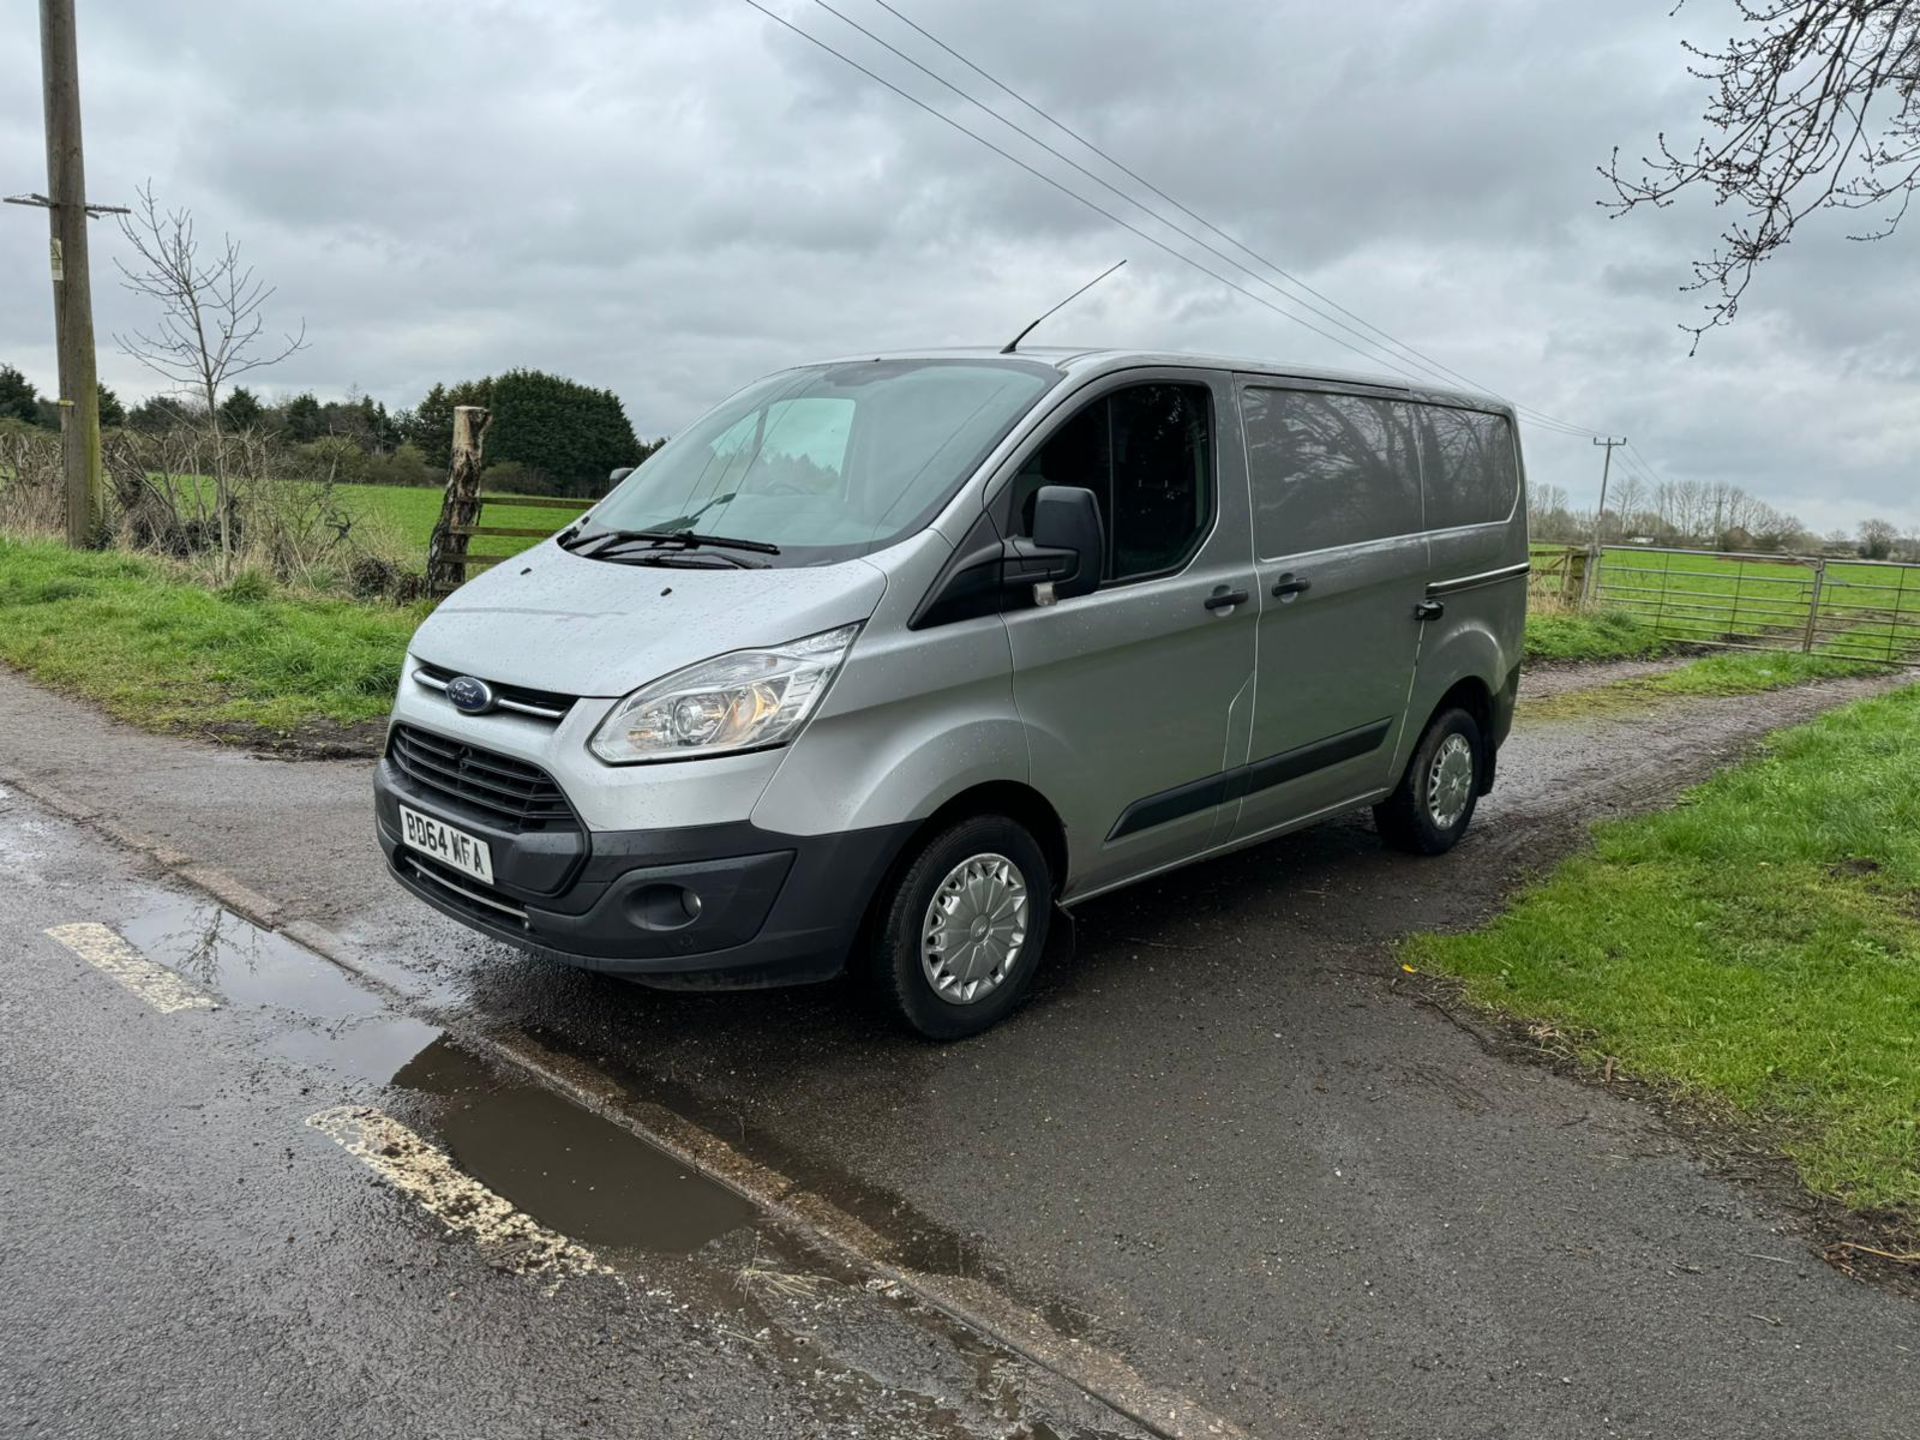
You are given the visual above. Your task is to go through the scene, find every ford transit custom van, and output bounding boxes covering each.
[376,350,1528,1037]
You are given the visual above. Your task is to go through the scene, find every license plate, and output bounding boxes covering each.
[399,805,495,885]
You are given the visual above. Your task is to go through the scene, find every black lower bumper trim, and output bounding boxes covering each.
[376,761,913,987]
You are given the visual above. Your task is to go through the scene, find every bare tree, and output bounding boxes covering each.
[1859,515,1900,558]
[1608,470,1647,540]
[1604,1,1920,350]
[114,181,306,574]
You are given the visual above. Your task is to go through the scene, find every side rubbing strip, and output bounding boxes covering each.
[1240,718,1391,798]
[1427,560,1530,598]
[1105,772,1232,841]
[1106,718,1393,842]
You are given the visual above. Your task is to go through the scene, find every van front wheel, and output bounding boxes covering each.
[870,815,1052,1040]
[1375,708,1483,855]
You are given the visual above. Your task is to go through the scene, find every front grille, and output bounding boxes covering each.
[388,724,578,832]
[400,850,530,927]
[412,661,576,722]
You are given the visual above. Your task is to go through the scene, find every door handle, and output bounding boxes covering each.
[1271,574,1312,599]
[1204,587,1250,611]
[1414,599,1445,621]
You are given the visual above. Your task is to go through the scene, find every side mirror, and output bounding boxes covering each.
[608,466,635,485]
[1025,484,1103,601]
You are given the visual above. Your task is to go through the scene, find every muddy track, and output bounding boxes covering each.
[1515,653,1699,700]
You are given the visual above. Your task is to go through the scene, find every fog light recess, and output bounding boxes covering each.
[628,883,703,931]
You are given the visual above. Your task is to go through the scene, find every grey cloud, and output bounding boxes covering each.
[1,0,1916,531]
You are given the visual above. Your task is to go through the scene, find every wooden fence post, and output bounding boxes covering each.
[427,405,490,595]
[1801,560,1825,654]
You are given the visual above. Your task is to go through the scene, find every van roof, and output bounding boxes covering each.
[811,346,1512,416]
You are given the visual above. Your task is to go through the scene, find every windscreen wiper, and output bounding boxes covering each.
[598,548,763,570]
[584,527,780,558]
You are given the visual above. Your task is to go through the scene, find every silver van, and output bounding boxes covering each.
[376,349,1528,1037]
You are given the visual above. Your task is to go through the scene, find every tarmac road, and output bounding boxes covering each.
[0,792,1150,1440]
[2,663,1916,1439]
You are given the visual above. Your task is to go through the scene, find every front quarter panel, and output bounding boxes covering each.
[752,532,1026,838]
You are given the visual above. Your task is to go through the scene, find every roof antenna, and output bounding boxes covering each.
[1000,259,1126,354]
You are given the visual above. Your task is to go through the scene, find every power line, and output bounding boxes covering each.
[734,0,1441,386]
[741,1,1623,447]
[853,0,1610,442]
[810,0,1477,396]
[860,0,1504,398]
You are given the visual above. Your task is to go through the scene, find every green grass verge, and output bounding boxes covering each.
[1523,607,1674,664]
[1408,682,1920,1216]
[1630,651,1879,697]
[0,537,425,733]
[1523,651,1882,721]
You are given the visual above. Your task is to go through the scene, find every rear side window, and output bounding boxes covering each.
[1243,388,1421,556]
[1012,383,1213,582]
[1418,406,1519,528]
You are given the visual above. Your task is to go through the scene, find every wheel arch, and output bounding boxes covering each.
[904,781,1068,895]
[1416,675,1498,795]
[851,780,1070,981]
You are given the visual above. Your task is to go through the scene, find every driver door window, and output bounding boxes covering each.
[1013,383,1213,582]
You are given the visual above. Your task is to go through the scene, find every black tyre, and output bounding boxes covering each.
[1374,707,1484,855]
[869,814,1052,1040]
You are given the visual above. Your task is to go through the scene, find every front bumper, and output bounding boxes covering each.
[374,758,910,988]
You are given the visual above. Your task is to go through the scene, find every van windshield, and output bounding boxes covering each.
[581,359,1060,566]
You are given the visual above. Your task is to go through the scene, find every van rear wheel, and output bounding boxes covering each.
[869,815,1051,1040]
[1375,707,1483,855]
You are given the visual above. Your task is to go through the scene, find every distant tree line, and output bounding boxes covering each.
[1,362,660,498]
[1529,474,1916,562]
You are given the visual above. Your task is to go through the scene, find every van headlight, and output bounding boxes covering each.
[588,624,861,764]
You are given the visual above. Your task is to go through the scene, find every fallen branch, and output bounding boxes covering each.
[1831,1241,1920,1266]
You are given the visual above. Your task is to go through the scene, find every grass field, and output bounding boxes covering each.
[0,537,425,734]
[1409,681,1920,1217]
[1592,546,1920,664]
[315,483,587,571]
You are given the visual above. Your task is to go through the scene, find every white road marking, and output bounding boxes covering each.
[306,1105,612,1286]
[44,922,216,1014]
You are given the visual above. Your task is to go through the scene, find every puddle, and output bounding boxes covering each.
[270,1014,445,1084]
[121,898,379,1025]
[121,893,760,1258]
[391,1035,760,1255]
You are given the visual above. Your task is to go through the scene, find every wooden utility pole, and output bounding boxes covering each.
[427,406,491,594]
[37,0,108,545]
[1583,436,1626,608]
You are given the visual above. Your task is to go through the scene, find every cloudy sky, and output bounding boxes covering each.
[3,0,1916,534]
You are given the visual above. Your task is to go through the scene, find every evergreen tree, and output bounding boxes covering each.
[409,370,640,494]
[219,386,264,430]
[96,383,125,428]
[0,364,40,425]
[282,391,324,442]
[127,395,192,432]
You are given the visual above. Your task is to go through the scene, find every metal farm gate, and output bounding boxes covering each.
[1592,546,1920,666]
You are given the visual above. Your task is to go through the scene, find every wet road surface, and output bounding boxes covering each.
[0,795,1148,1439]
[2,663,1916,1438]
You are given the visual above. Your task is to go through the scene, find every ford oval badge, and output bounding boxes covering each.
[445,675,496,715]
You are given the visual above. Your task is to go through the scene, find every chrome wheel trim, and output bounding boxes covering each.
[921,853,1029,1006]
[1426,732,1475,830]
